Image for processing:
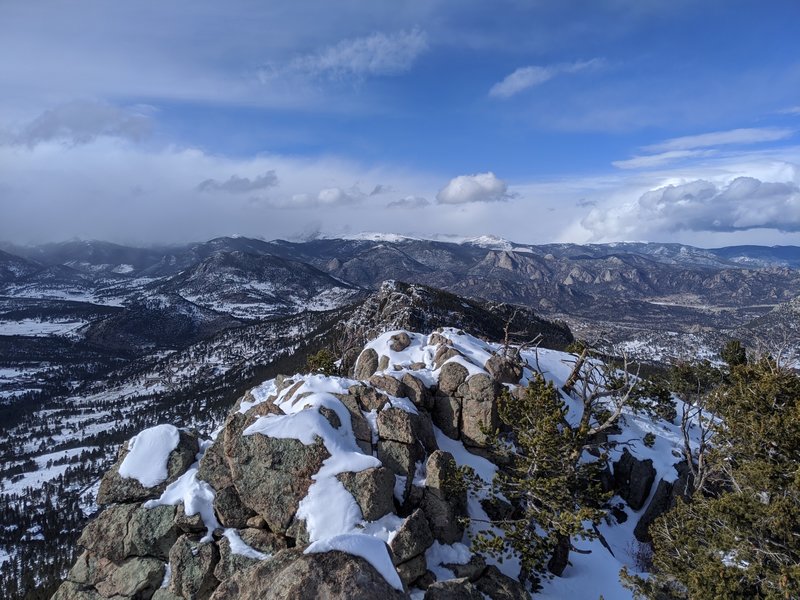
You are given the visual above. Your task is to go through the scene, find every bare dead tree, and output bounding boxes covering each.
[679,390,714,494]
[574,348,640,437]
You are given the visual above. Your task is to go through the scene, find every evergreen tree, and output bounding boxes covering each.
[305,348,339,376]
[626,357,800,599]
[467,345,663,588]
[468,374,608,588]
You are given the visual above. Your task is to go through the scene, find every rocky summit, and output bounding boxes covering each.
[54,327,689,599]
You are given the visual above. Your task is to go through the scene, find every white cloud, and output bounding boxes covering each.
[286,28,428,79]
[582,176,800,239]
[780,106,800,116]
[612,149,714,170]
[255,186,369,209]
[197,171,278,193]
[644,128,794,152]
[436,172,510,204]
[489,59,602,99]
[387,195,429,209]
[0,137,443,243]
[9,101,152,146]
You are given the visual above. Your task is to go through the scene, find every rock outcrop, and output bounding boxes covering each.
[56,325,677,600]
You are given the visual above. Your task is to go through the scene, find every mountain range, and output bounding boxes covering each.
[2,234,800,596]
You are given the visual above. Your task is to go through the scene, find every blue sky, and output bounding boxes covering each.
[1,0,799,246]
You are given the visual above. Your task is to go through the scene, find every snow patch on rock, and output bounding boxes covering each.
[118,424,180,487]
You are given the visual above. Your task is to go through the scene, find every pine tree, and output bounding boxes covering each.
[626,357,800,599]
[468,374,608,588]
[305,348,339,376]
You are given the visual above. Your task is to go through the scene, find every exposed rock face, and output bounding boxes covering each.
[213,485,256,528]
[64,551,165,599]
[422,451,468,544]
[389,509,434,565]
[613,448,656,510]
[485,354,523,385]
[209,549,408,600]
[354,348,379,380]
[437,362,468,396]
[378,408,438,453]
[125,505,179,561]
[475,565,530,600]
[224,415,330,534]
[168,534,220,600]
[337,467,395,521]
[634,461,695,542]
[390,332,412,352]
[369,374,407,398]
[458,374,501,447]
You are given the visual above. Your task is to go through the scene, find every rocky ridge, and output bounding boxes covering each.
[53,324,693,600]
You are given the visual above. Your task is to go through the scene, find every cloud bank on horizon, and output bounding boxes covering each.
[1,0,799,247]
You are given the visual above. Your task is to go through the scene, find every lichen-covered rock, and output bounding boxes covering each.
[353,348,379,379]
[377,407,418,444]
[214,485,256,529]
[214,539,259,583]
[65,550,165,599]
[457,374,501,447]
[174,504,206,534]
[377,439,424,481]
[433,346,463,371]
[422,451,467,544]
[197,435,233,491]
[337,466,395,521]
[437,362,468,396]
[377,408,438,453]
[424,578,484,599]
[285,516,311,548]
[51,581,103,600]
[396,553,427,587]
[431,395,461,440]
[389,509,434,565]
[152,588,184,600]
[369,374,407,398]
[209,549,407,600]
[225,413,329,534]
[124,504,178,561]
[348,383,389,412]
[168,534,220,600]
[402,373,432,410]
[334,393,373,452]
[613,448,656,510]
[389,332,412,352]
[484,354,523,385]
[319,405,341,429]
[98,429,199,505]
[78,503,138,562]
[94,556,165,598]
